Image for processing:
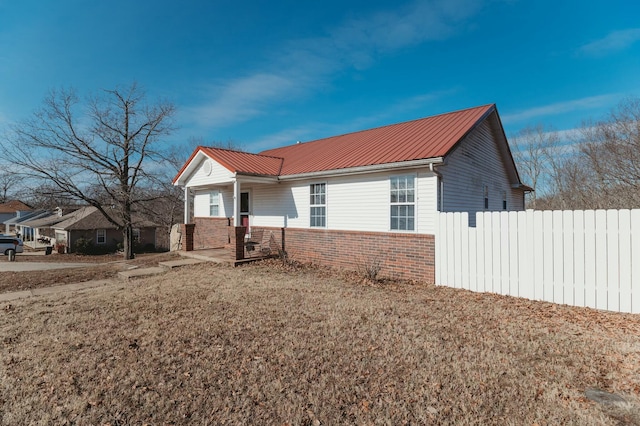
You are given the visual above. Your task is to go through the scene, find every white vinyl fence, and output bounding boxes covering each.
[435,209,640,313]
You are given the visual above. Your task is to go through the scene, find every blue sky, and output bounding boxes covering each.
[1,0,639,154]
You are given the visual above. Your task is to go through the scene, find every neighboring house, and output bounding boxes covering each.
[50,206,159,253]
[17,206,81,246]
[7,210,50,238]
[0,200,33,233]
[173,104,531,282]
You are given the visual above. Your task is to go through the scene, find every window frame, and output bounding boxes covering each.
[309,182,327,228]
[96,229,106,245]
[209,190,220,217]
[484,185,489,210]
[389,174,416,232]
[132,228,141,243]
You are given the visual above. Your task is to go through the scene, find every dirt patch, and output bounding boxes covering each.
[0,262,638,424]
[0,252,181,293]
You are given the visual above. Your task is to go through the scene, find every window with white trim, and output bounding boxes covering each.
[390,175,415,231]
[209,191,220,216]
[310,183,326,227]
[96,229,106,244]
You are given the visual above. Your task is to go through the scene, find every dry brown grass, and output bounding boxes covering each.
[1,261,639,425]
[0,252,180,293]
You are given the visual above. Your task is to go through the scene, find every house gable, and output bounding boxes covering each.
[439,110,526,216]
[174,147,283,187]
[176,151,235,187]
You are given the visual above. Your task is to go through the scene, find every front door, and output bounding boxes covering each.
[240,191,250,234]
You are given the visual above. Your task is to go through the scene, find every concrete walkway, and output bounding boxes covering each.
[0,249,235,302]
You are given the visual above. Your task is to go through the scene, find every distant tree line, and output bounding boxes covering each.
[510,97,640,210]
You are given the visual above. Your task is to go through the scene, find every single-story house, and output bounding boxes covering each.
[173,104,531,282]
[6,210,50,239]
[17,206,82,247]
[50,206,159,253]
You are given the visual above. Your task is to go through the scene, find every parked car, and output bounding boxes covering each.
[0,235,24,256]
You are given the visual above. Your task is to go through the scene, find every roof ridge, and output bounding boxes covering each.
[261,104,494,153]
[205,146,284,161]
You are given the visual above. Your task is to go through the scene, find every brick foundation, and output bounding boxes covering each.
[185,221,435,282]
[260,227,435,283]
[181,224,195,251]
[190,217,233,250]
[235,226,246,260]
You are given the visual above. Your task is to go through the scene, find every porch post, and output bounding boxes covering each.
[233,179,241,227]
[184,187,191,224]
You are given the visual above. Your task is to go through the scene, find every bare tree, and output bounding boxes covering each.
[575,97,640,209]
[2,83,175,259]
[0,164,21,203]
[510,125,566,209]
[514,97,640,210]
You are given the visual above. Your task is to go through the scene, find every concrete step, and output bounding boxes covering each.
[118,266,166,281]
[158,258,205,269]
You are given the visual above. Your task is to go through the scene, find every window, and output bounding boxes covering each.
[209,191,220,216]
[390,175,415,231]
[502,191,507,210]
[484,185,489,210]
[96,229,106,244]
[133,228,141,243]
[310,183,326,227]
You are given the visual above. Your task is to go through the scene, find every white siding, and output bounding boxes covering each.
[193,190,213,217]
[244,169,438,234]
[439,118,524,223]
[193,187,234,217]
[220,188,233,217]
[251,183,294,228]
[417,172,439,234]
[184,157,234,187]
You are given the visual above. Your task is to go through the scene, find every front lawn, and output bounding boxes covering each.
[0,262,638,424]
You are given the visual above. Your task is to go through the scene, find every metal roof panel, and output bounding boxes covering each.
[260,104,494,175]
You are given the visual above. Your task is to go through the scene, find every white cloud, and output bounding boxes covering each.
[579,28,640,56]
[501,94,619,123]
[185,0,483,130]
[185,73,298,128]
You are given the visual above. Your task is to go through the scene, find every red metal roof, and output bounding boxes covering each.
[199,147,283,176]
[260,104,495,176]
[173,147,284,183]
[174,104,497,183]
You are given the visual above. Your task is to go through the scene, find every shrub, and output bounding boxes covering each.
[359,255,383,282]
[74,237,94,255]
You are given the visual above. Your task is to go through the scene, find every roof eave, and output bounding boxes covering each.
[278,157,445,181]
[235,173,279,183]
[512,183,534,192]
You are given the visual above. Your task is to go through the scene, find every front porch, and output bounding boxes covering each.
[177,221,282,264]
